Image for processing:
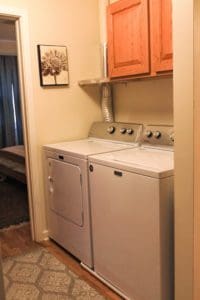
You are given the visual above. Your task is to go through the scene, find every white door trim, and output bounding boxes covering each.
[194,0,200,299]
[0,6,46,241]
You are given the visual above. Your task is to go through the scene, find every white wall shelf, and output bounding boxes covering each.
[78,73,172,86]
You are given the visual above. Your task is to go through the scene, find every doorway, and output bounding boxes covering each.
[0,19,30,234]
[0,8,37,299]
[0,6,40,246]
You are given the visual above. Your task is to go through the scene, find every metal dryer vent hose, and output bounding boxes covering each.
[101,83,114,122]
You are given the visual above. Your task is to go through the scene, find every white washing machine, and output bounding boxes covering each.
[87,125,174,300]
[43,122,143,268]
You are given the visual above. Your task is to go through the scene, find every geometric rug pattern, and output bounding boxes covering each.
[2,246,106,300]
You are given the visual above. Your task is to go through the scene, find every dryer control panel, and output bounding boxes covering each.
[89,122,143,144]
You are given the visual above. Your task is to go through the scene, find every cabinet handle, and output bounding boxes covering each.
[114,170,123,177]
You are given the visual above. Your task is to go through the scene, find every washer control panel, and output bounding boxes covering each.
[153,131,161,139]
[142,125,174,146]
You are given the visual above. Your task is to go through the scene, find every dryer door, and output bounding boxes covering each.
[47,158,83,226]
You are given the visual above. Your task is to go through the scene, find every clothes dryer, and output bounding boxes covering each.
[43,122,142,268]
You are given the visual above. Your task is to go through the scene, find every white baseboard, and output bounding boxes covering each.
[42,230,49,241]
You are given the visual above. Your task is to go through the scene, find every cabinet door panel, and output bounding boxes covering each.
[107,0,149,78]
[150,0,173,73]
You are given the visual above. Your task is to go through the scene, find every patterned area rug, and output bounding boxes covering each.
[2,246,106,300]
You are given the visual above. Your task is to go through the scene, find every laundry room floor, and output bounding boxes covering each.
[0,223,122,300]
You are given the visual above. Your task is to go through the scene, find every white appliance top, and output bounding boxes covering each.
[43,138,137,159]
[43,122,143,159]
[89,147,174,178]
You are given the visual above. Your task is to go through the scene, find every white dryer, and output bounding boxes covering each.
[43,122,142,268]
[87,125,174,300]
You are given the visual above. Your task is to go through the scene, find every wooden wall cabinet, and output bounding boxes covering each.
[150,0,173,74]
[107,0,173,79]
[107,0,150,78]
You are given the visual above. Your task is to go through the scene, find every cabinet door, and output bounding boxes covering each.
[150,0,173,73]
[107,0,150,78]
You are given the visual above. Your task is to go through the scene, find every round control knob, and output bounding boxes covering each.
[145,130,152,138]
[120,128,126,134]
[153,131,162,139]
[107,126,115,134]
[126,128,134,135]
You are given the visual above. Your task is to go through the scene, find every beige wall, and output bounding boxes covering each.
[194,1,200,299]
[113,78,173,125]
[173,0,194,299]
[0,0,102,238]
[27,0,102,144]
[0,0,102,142]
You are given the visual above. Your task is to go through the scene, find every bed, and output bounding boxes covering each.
[0,145,26,184]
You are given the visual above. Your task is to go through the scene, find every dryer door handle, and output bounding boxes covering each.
[48,176,53,182]
[48,176,54,193]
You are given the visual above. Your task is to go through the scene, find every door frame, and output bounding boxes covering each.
[0,6,44,241]
[194,0,200,299]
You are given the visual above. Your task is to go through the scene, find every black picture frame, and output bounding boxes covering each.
[37,44,69,86]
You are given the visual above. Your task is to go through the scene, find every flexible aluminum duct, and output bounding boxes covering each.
[101,83,114,122]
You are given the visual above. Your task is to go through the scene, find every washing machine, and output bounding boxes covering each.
[43,122,143,268]
[87,125,174,300]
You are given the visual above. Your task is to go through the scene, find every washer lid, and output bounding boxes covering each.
[43,138,135,159]
[89,147,174,178]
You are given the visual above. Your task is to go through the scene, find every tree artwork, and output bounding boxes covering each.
[37,45,69,86]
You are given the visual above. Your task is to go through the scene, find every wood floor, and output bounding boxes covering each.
[0,223,122,300]
[0,222,34,258]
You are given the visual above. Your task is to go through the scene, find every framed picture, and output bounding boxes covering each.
[37,44,69,86]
